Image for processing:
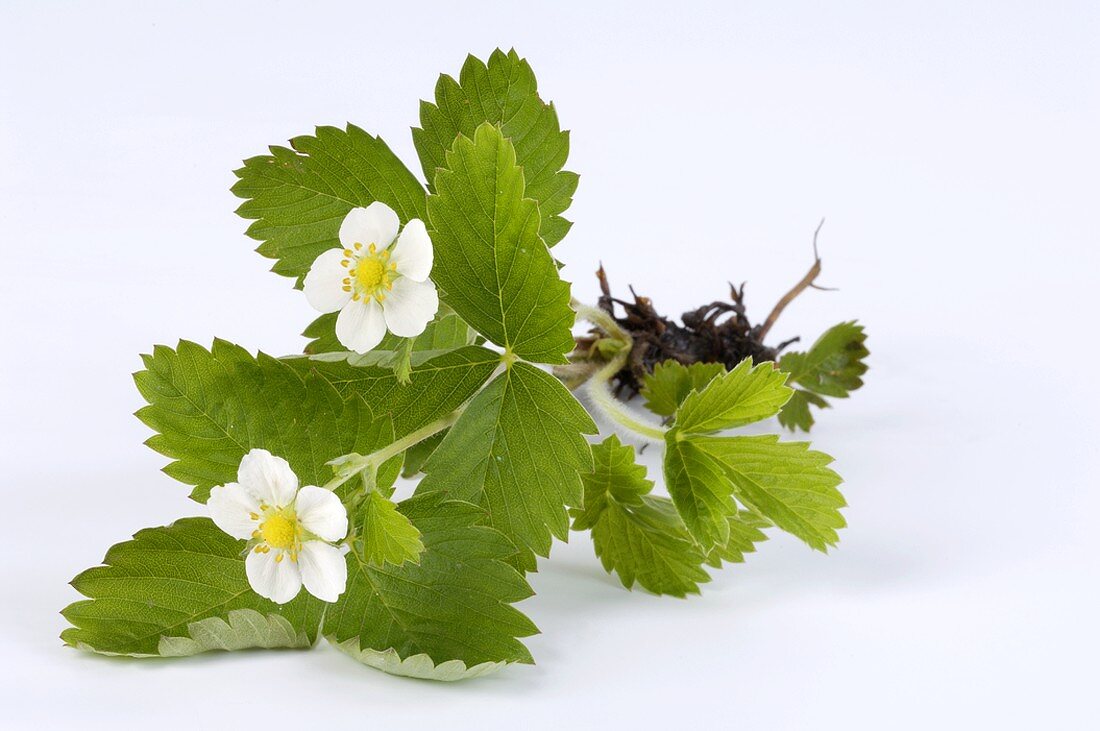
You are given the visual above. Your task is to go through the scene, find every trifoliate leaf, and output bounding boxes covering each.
[776,389,830,432]
[413,48,577,247]
[691,434,845,552]
[299,345,500,439]
[780,321,869,398]
[324,493,538,677]
[135,340,387,502]
[705,511,770,568]
[675,358,792,434]
[778,321,869,432]
[354,491,424,567]
[61,518,324,657]
[641,361,727,417]
[572,436,709,597]
[427,123,576,364]
[418,362,597,571]
[232,125,427,286]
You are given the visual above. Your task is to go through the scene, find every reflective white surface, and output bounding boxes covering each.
[2,1,1097,728]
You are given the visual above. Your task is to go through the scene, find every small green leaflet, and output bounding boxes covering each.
[232,125,427,286]
[705,511,770,567]
[418,362,597,571]
[776,389,830,432]
[61,518,324,657]
[427,123,576,364]
[675,358,793,434]
[573,436,710,597]
[663,433,740,549]
[324,493,538,674]
[135,340,388,502]
[641,361,727,417]
[692,435,845,551]
[778,321,869,432]
[297,345,500,440]
[354,491,424,567]
[413,48,577,247]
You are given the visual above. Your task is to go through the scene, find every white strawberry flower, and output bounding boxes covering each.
[208,449,349,604]
[303,202,439,354]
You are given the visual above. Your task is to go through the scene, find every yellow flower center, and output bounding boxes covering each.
[355,258,386,290]
[340,242,398,303]
[260,513,297,550]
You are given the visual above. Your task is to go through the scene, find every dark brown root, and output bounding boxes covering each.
[577,224,831,397]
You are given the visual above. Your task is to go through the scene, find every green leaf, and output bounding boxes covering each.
[780,321,868,398]
[705,511,770,568]
[355,491,425,567]
[418,362,597,571]
[413,48,577,247]
[573,436,709,597]
[778,322,869,432]
[675,358,792,434]
[691,434,845,552]
[324,493,538,678]
[663,432,739,550]
[641,361,727,417]
[426,122,576,364]
[232,124,427,286]
[776,389,830,432]
[296,345,500,440]
[134,340,388,502]
[61,518,324,657]
[401,429,446,478]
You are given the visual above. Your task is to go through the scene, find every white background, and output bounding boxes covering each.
[2,1,1097,728]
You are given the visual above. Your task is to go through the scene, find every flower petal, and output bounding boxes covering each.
[298,541,348,603]
[245,549,303,604]
[237,449,299,507]
[303,249,352,314]
[207,483,261,540]
[339,203,399,249]
[335,297,387,354]
[382,277,439,338]
[295,486,348,542]
[390,219,433,282]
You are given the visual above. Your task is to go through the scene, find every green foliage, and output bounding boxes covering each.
[298,345,499,439]
[573,436,710,597]
[427,123,576,364]
[61,518,324,656]
[413,48,577,247]
[135,340,387,502]
[657,356,842,551]
[641,361,726,417]
[675,358,793,434]
[690,435,845,552]
[354,491,425,567]
[776,389,830,432]
[324,493,538,671]
[663,433,740,550]
[705,511,770,567]
[232,125,427,286]
[418,362,597,571]
[778,321,869,432]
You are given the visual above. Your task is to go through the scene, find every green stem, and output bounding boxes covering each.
[572,300,668,442]
[322,409,463,493]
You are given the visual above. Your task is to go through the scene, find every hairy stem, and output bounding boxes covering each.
[573,300,668,441]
